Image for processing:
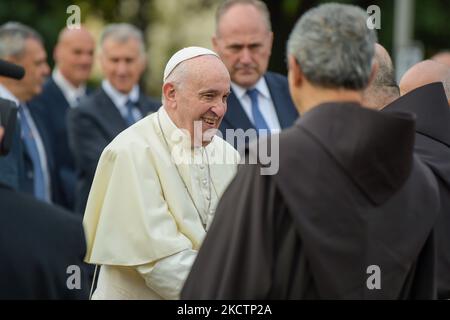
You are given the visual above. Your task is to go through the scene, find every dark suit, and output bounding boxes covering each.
[67,87,160,214]
[0,97,54,202]
[383,82,450,299]
[22,104,57,203]
[28,77,91,210]
[219,71,298,148]
[0,183,89,299]
[0,98,22,190]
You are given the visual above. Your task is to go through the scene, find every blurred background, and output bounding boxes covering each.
[1,0,449,97]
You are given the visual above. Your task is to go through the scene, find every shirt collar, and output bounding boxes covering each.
[102,80,140,108]
[53,69,86,106]
[0,84,20,106]
[231,76,271,99]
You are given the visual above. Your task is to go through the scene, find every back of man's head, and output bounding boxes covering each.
[362,43,400,110]
[287,3,377,91]
[400,60,450,105]
[431,51,450,67]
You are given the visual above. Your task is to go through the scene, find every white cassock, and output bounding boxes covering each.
[83,106,240,299]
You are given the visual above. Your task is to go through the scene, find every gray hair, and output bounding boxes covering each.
[287,3,377,90]
[371,47,399,96]
[363,47,400,109]
[215,0,272,36]
[0,22,43,59]
[100,23,145,56]
[162,59,195,105]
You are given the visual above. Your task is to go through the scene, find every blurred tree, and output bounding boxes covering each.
[0,0,74,68]
[1,0,449,93]
[265,0,450,75]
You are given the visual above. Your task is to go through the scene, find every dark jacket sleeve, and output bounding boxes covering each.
[67,107,108,182]
[181,164,279,299]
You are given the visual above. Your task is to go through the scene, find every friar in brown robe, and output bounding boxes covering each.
[181,3,441,299]
[383,81,450,299]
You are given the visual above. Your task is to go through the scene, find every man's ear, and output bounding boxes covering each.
[163,82,176,108]
[367,59,379,88]
[212,35,219,52]
[288,55,303,87]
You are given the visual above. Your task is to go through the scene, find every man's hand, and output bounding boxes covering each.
[0,126,4,143]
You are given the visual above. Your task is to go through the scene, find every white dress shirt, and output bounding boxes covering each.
[231,77,281,133]
[52,69,86,107]
[0,84,51,202]
[101,80,142,122]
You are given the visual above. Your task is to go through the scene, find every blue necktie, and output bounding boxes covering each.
[18,105,47,201]
[247,88,270,134]
[125,99,137,126]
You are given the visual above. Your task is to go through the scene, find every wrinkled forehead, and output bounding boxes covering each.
[184,56,230,84]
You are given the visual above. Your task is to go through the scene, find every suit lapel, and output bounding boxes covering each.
[136,93,157,117]
[47,78,71,111]
[97,88,128,136]
[224,89,254,130]
[264,73,297,129]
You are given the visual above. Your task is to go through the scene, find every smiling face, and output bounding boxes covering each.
[213,3,273,89]
[163,55,231,146]
[100,37,145,94]
[54,28,95,88]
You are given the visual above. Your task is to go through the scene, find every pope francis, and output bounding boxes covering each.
[83,47,240,299]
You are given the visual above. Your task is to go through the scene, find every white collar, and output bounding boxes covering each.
[102,80,139,108]
[0,84,20,106]
[230,77,271,99]
[52,69,86,106]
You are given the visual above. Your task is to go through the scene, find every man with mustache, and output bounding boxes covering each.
[83,47,240,299]
[213,0,298,150]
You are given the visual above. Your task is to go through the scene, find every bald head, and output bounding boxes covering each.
[432,51,450,67]
[362,43,400,110]
[400,60,450,104]
[54,26,95,87]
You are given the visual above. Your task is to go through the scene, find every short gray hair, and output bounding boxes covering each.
[162,59,193,105]
[0,22,43,59]
[100,23,145,56]
[215,0,272,35]
[287,3,377,90]
[371,47,400,97]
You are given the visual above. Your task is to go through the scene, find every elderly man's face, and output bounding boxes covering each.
[213,4,273,89]
[171,56,231,146]
[100,38,145,94]
[54,28,95,88]
[12,38,50,101]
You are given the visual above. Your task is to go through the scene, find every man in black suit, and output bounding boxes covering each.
[212,0,298,150]
[29,27,95,211]
[0,123,89,300]
[0,22,54,203]
[68,23,160,214]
